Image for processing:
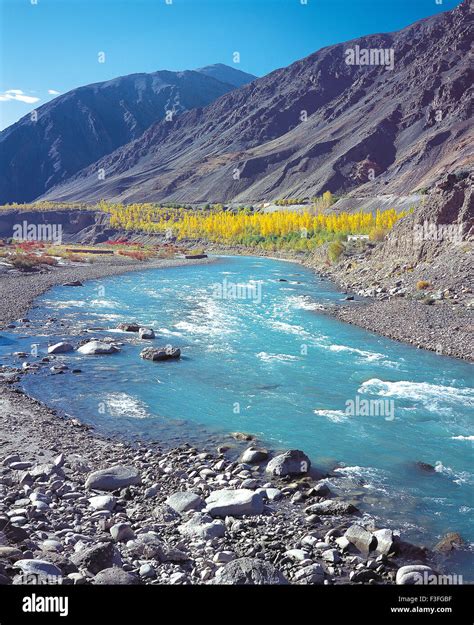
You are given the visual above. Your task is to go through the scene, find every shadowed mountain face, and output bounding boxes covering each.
[41,0,472,205]
[0,65,256,204]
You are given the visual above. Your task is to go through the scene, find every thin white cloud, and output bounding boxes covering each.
[0,89,40,104]
[48,89,61,95]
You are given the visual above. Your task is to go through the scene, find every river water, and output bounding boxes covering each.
[1,255,473,575]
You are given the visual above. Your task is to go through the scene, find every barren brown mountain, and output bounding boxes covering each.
[41,0,473,204]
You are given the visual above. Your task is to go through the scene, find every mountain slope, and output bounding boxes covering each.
[43,0,473,203]
[0,66,256,204]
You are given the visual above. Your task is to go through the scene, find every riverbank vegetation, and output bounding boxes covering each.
[103,202,408,252]
[0,200,410,256]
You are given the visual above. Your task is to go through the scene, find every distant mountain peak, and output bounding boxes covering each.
[0,66,245,203]
[195,63,257,87]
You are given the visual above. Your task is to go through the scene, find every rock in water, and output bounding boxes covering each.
[205,489,264,517]
[265,450,310,476]
[93,567,140,585]
[231,432,255,442]
[48,342,74,354]
[85,465,141,490]
[434,532,465,553]
[214,557,288,585]
[77,341,119,355]
[138,327,155,339]
[415,461,436,473]
[140,346,181,361]
[117,323,140,332]
[165,492,204,514]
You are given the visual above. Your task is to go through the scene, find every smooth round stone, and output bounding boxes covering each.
[10,517,27,525]
[14,498,31,507]
[89,495,116,511]
[7,508,28,517]
[30,492,50,503]
[139,563,156,578]
[32,501,50,511]
[41,540,63,553]
[10,462,33,471]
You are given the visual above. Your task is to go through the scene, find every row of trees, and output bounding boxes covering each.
[104,202,408,249]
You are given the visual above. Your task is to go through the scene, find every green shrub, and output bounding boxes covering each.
[328,240,344,262]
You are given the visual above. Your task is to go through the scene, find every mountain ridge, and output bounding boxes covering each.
[0,65,256,204]
[40,0,472,204]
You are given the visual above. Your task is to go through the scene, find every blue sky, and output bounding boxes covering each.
[0,0,461,130]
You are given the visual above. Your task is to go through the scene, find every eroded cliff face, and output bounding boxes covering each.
[0,210,115,244]
[312,172,473,306]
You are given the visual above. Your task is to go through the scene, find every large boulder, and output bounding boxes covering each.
[292,563,325,585]
[48,342,74,354]
[265,450,310,477]
[214,557,288,585]
[344,524,375,554]
[165,492,204,514]
[396,565,435,585]
[139,327,155,339]
[305,500,358,515]
[433,532,465,553]
[71,541,122,575]
[85,465,141,491]
[178,513,225,540]
[77,341,119,355]
[205,489,264,517]
[140,346,181,361]
[374,528,394,555]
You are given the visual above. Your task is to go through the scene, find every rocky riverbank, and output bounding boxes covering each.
[0,254,213,330]
[0,382,447,587]
[0,226,469,587]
